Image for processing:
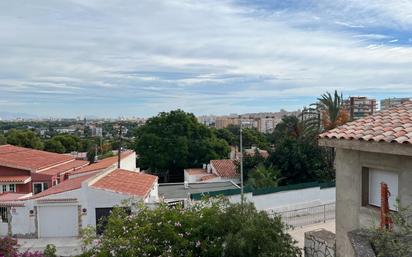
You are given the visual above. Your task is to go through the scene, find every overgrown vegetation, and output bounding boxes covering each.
[80,199,301,257]
[370,200,412,257]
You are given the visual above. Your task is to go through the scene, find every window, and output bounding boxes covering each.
[362,168,398,211]
[33,182,48,195]
[1,184,16,193]
[0,207,8,223]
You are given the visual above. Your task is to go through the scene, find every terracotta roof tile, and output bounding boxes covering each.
[210,159,238,178]
[69,151,134,176]
[0,175,30,183]
[185,168,208,175]
[92,169,157,198]
[39,160,89,176]
[320,101,412,144]
[0,145,74,171]
[31,173,96,199]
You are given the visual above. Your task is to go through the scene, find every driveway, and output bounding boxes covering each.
[18,237,82,257]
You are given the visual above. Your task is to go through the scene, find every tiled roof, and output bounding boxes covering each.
[0,145,74,171]
[200,174,218,181]
[0,175,30,183]
[31,173,96,199]
[92,169,157,198]
[39,159,89,176]
[185,168,208,175]
[69,151,134,176]
[210,159,238,178]
[0,193,29,202]
[319,101,412,144]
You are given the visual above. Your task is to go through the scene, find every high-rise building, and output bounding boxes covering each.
[344,96,377,120]
[380,97,410,110]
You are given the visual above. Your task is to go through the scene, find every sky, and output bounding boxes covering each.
[1,0,412,118]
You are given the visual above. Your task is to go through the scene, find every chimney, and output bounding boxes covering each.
[184,181,189,189]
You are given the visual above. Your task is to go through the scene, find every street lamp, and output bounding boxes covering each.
[240,121,244,205]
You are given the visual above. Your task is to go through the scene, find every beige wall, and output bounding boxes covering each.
[335,148,412,257]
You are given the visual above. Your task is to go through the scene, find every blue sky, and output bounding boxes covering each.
[1,0,412,118]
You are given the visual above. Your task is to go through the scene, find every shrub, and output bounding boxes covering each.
[81,199,301,257]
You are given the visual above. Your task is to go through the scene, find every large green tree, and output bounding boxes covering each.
[134,110,230,177]
[6,129,44,149]
[0,134,6,145]
[80,199,301,257]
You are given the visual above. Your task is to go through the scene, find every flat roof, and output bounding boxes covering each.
[158,181,239,200]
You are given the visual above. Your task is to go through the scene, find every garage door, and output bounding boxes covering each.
[38,205,78,238]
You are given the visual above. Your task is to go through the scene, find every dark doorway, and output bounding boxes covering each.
[95,208,113,235]
[95,207,131,235]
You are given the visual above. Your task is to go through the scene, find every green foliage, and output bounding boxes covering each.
[134,110,230,175]
[43,244,57,257]
[236,149,266,182]
[81,199,301,257]
[247,164,282,189]
[44,139,66,153]
[0,134,6,145]
[269,137,332,185]
[49,135,80,152]
[370,200,412,257]
[6,129,44,149]
[220,125,270,149]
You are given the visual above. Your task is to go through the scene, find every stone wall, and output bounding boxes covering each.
[304,229,336,257]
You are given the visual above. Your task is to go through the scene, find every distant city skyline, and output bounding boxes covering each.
[1,1,412,117]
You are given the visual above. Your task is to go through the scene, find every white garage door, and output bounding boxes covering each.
[38,205,78,238]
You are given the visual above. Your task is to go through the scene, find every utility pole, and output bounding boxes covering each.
[117,123,122,169]
[240,121,244,205]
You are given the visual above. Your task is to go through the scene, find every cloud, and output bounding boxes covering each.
[0,0,411,117]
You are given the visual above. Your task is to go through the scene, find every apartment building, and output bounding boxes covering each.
[380,97,410,110]
[344,96,377,120]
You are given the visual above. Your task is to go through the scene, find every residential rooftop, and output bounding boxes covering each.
[158,181,239,200]
[320,101,412,144]
[0,144,75,171]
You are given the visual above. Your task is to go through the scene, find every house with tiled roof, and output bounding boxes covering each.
[318,101,412,257]
[68,150,136,178]
[184,159,240,184]
[0,168,158,238]
[0,145,88,195]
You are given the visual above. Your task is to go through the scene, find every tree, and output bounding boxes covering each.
[6,129,43,149]
[269,138,333,184]
[134,110,230,178]
[81,199,301,257]
[50,135,80,152]
[236,149,266,183]
[247,164,282,189]
[315,90,349,131]
[0,134,6,145]
[44,139,66,153]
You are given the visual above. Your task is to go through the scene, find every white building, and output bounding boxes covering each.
[184,159,240,184]
[0,168,158,238]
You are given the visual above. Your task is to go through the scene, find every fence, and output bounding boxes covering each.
[269,202,335,227]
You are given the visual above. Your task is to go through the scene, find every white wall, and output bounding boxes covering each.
[120,152,137,171]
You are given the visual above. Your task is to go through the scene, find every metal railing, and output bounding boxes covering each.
[268,203,335,227]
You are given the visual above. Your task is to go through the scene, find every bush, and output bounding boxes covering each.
[81,199,301,257]
[370,200,412,257]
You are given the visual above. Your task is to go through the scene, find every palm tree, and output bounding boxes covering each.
[247,164,283,189]
[316,90,349,131]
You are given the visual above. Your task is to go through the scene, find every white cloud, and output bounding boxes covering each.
[0,0,411,117]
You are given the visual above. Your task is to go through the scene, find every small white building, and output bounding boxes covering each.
[184,159,240,184]
[0,168,158,238]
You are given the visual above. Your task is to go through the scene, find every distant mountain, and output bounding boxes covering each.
[0,112,39,121]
